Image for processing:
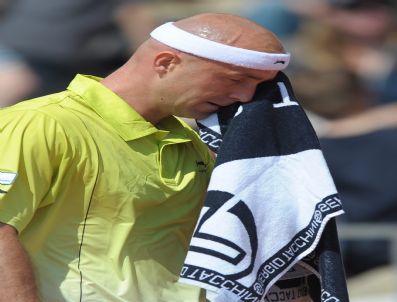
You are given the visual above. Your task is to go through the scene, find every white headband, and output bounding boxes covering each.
[150,22,290,71]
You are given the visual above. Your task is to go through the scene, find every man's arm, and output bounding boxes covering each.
[321,103,397,138]
[0,223,39,302]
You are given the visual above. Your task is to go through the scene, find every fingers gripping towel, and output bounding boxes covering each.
[179,72,349,302]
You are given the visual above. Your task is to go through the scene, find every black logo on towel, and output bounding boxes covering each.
[196,160,207,173]
[197,124,222,153]
[274,60,286,65]
[189,191,258,279]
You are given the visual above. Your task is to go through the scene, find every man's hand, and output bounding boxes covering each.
[0,223,40,302]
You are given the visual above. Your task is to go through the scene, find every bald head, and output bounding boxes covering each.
[173,13,285,54]
[137,12,288,69]
[102,13,287,124]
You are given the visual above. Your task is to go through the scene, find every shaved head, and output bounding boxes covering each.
[173,13,285,53]
[102,13,287,124]
[137,12,287,65]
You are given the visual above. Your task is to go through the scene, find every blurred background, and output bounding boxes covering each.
[0,0,396,300]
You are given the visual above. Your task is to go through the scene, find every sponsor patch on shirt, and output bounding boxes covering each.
[195,160,208,173]
[0,171,18,185]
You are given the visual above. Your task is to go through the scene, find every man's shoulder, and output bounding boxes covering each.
[1,91,68,118]
[0,91,92,144]
[1,90,89,125]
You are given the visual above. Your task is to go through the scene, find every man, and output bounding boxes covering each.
[0,13,289,301]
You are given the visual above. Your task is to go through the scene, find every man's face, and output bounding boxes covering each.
[162,55,278,119]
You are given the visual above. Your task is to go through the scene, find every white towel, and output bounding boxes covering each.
[180,72,349,302]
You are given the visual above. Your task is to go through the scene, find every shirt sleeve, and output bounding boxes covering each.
[0,109,71,233]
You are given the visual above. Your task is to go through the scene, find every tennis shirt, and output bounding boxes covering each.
[0,74,214,301]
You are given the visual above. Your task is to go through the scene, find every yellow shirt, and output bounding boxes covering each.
[0,74,213,301]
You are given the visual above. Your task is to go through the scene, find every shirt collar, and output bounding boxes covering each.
[67,74,191,142]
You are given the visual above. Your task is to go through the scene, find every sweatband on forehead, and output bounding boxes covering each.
[150,22,290,71]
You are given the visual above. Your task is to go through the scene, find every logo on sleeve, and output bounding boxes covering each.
[0,171,18,185]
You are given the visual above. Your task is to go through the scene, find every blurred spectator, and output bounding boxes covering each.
[290,0,397,104]
[0,0,149,107]
[287,20,397,276]
[293,68,372,120]
[326,0,397,104]
[319,104,397,276]
[245,0,397,105]
[291,65,397,277]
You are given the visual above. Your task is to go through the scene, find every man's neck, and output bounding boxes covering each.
[101,68,168,125]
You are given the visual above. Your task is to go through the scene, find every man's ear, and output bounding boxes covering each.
[153,51,181,76]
